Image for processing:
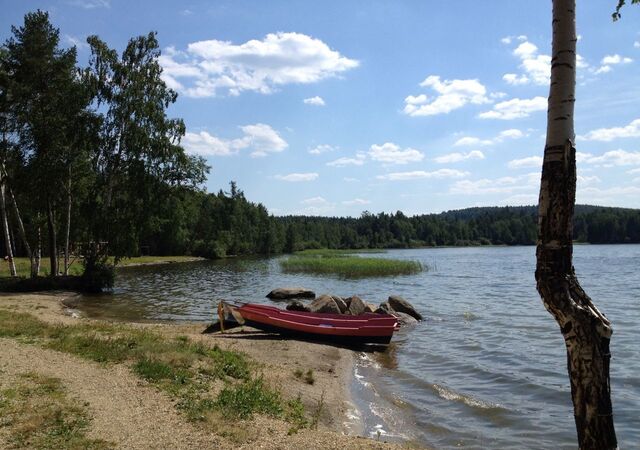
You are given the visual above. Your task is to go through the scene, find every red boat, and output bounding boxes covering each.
[219,302,398,345]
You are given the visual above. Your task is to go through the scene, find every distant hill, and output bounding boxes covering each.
[275,204,640,249]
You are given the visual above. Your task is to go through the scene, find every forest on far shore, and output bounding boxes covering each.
[123,183,640,259]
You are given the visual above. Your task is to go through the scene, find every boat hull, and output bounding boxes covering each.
[236,303,397,345]
[241,318,393,345]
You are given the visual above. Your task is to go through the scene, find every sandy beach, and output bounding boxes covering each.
[0,292,408,449]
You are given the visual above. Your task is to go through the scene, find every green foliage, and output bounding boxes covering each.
[281,255,423,278]
[215,376,283,419]
[613,0,640,20]
[81,253,115,292]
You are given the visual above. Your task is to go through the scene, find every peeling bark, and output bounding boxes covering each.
[536,1,617,448]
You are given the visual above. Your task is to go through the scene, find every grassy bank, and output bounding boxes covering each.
[0,255,202,278]
[281,254,423,277]
[0,309,308,436]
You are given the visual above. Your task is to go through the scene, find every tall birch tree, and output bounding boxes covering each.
[536,1,623,448]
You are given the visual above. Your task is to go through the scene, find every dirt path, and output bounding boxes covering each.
[0,338,221,449]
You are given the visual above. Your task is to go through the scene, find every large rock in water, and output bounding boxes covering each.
[374,302,393,315]
[364,303,377,313]
[346,296,366,315]
[286,300,310,312]
[266,287,315,300]
[331,296,348,314]
[309,295,341,314]
[388,295,423,321]
[393,311,419,327]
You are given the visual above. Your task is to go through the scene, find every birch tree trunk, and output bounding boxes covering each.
[5,181,35,277]
[46,197,57,277]
[63,168,71,275]
[536,1,617,448]
[0,180,17,276]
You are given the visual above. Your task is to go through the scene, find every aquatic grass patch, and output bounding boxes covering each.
[295,248,385,257]
[0,372,113,449]
[281,255,423,277]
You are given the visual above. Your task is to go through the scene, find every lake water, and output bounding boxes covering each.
[74,245,640,449]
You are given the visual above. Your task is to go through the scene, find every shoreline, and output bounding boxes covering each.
[0,291,404,449]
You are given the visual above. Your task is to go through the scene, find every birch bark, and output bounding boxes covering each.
[536,1,617,448]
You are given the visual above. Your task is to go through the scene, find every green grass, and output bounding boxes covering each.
[281,255,423,277]
[295,248,386,257]
[0,257,84,278]
[0,309,311,433]
[0,372,113,449]
[0,255,200,278]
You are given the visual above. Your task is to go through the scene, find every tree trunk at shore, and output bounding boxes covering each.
[63,169,71,275]
[536,1,617,448]
[0,179,16,276]
[46,197,57,277]
[2,167,36,277]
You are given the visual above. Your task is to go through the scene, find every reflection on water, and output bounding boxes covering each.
[74,245,640,449]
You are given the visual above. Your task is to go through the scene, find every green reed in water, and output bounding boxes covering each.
[280,255,423,277]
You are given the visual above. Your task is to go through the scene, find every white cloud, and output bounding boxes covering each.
[434,150,485,164]
[635,41,640,49]
[67,0,109,8]
[403,76,490,116]
[593,54,633,75]
[454,137,493,147]
[454,128,525,147]
[377,169,469,181]
[326,153,366,167]
[508,156,543,169]
[450,173,538,195]
[502,39,551,86]
[309,144,336,155]
[368,143,424,164]
[581,149,640,167]
[183,124,287,157]
[577,175,601,187]
[342,198,371,206]
[183,131,236,156]
[64,34,88,50]
[577,185,640,205]
[160,32,358,97]
[275,173,319,182]
[601,54,633,65]
[578,119,640,141]
[478,96,547,120]
[301,196,329,205]
[499,129,525,139]
[343,177,359,182]
[303,96,325,106]
[627,168,640,175]
[503,73,529,85]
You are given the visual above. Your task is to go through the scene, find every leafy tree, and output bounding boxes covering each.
[2,10,88,277]
[81,31,207,284]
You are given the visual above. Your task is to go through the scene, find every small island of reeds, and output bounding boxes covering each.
[280,250,423,278]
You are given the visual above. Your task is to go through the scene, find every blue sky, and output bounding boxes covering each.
[2,1,640,216]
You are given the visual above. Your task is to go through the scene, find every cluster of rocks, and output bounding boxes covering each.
[266,287,423,327]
